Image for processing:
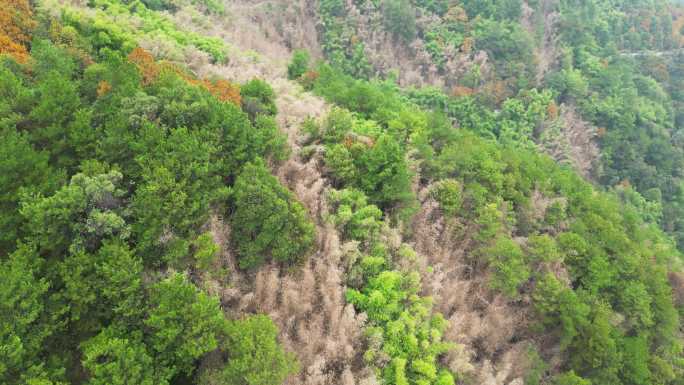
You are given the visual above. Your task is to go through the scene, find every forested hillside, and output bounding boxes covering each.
[0,0,682,385]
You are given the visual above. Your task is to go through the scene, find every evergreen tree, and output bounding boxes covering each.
[230,159,315,269]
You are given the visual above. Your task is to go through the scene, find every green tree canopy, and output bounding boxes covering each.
[230,159,315,269]
[82,328,161,385]
[144,273,226,376]
[214,315,298,385]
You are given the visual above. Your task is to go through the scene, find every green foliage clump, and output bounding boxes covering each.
[415,0,449,15]
[141,0,225,14]
[0,128,60,255]
[0,245,51,383]
[230,159,315,269]
[554,371,592,385]
[473,18,534,84]
[21,171,129,256]
[193,232,219,271]
[144,273,226,376]
[460,0,523,21]
[81,328,157,385]
[287,49,310,80]
[253,115,290,163]
[526,234,561,263]
[241,78,278,121]
[347,270,454,385]
[481,237,530,297]
[430,179,463,217]
[80,271,227,384]
[316,105,415,216]
[317,0,373,78]
[94,240,146,322]
[327,187,456,385]
[325,133,414,213]
[213,315,299,385]
[328,188,384,243]
[58,0,227,62]
[130,127,229,264]
[382,0,416,41]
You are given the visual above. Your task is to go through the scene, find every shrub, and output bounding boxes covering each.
[193,232,219,271]
[240,79,277,121]
[287,49,310,80]
[430,179,462,217]
[0,244,51,382]
[321,107,354,143]
[554,371,592,385]
[21,171,129,257]
[346,270,455,384]
[82,328,159,385]
[482,236,530,297]
[217,315,299,385]
[526,234,561,263]
[230,159,315,269]
[252,115,289,162]
[325,132,414,213]
[0,128,59,255]
[327,188,383,243]
[382,0,417,41]
[144,273,226,376]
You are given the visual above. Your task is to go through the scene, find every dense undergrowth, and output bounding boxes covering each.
[315,0,684,254]
[287,57,684,384]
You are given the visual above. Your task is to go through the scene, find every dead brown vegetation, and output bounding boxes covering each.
[539,103,600,179]
[411,187,544,385]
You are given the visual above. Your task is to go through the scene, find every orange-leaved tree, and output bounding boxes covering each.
[128,47,241,106]
[0,0,36,63]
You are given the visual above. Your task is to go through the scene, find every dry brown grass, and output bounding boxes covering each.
[669,271,684,308]
[410,186,546,385]
[539,103,600,179]
[190,40,368,381]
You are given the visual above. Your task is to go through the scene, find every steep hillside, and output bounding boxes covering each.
[307,0,684,252]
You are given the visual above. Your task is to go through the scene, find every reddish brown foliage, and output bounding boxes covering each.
[673,13,684,47]
[128,47,160,85]
[547,101,558,120]
[128,47,241,106]
[201,79,241,106]
[481,80,510,105]
[343,135,354,148]
[0,35,28,63]
[452,86,474,98]
[445,6,468,23]
[0,0,35,63]
[461,37,473,54]
[97,80,112,97]
[300,70,319,90]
